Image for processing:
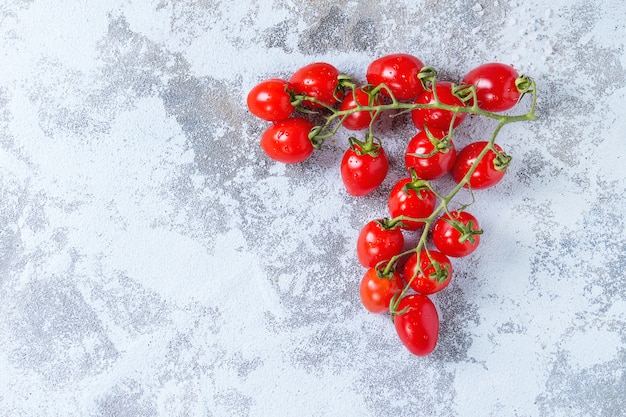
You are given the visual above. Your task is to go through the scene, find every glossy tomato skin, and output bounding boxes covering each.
[339,87,381,130]
[260,118,314,164]
[360,267,404,314]
[366,54,425,101]
[289,62,343,109]
[432,211,481,257]
[247,78,294,122]
[404,130,457,180]
[451,141,506,189]
[356,220,404,268]
[411,81,467,132]
[340,145,389,196]
[394,294,439,356]
[402,250,453,295]
[462,63,520,112]
[387,178,437,230]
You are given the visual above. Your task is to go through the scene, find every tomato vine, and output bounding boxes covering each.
[247,56,537,356]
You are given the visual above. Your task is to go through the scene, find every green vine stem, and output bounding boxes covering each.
[294,67,537,314]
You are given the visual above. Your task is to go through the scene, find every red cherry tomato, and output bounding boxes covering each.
[356,219,404,268]
[247,78,294,122]
[260,118,314,164]
[340,142,389,196]
[411,81,467,132]
[432,211,482,257]
[393,294,439,356]
[339,87,381,130]
[366,53,425,101]
[360,267,404,314]
[387,178,437,230]
[451,141,508,189]
[402,250,453,295]
[462,63,521,112]
[404,130,457,180]
[289,62,343,109]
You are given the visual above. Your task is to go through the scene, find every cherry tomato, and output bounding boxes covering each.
[356,219,404,268]
[404,129,457,180]
[340,142,389,196]
[289,62,343,109]
[387,178,437,230]
[260,118,314,164]
[339,87,381,130]
[411,81,467,132]
[462,63,521,112]
[402,250,453,295]
[247,78,294,122]
[393,294,439,356]
[366,53,425,101]
[360,267,404,314]
[451,141,508,189]
[432,211,482,257]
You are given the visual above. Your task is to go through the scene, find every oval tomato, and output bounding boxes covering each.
[404,130,457,180]
[387,178,437,230]
[360,267,404,314]
[339,87,381,130]
[402,250,453,295]
[462,63,521,112]
[260,118,314,164]
[393,294,439,356]
[247,78,294,122]
[366,53,425,101]
[289,62,343,109]
[432,211,482,257]
[451,141,509,189]
[340,142,389,196]
[356,219,404,268]
[411,81,467,132]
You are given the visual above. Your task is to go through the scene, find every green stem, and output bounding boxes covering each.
[308,78,537,147]
[302,73,537,312]
[383,117,519,301]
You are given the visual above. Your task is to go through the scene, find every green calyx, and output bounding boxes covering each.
[428,259,450,284]
[374,217,402,231]
[493,150,512,171]
[515,74,534,95]
[418,66,438,91]
[402,169,433,197]
[445,217,483,244]
[348,133,383,157]
[452,83,476,104]
[374,262,397,280]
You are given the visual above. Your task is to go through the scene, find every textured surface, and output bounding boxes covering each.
[1,0,625,416]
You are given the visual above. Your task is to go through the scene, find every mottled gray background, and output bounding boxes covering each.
[1,0,625,416]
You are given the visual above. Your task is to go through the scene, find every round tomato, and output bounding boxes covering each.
[260,118,314,164]
[340,142,389,196]
[432,211,482,257]
[289,62,343,109]
[356,219,404,268]
[404,129,457,180]
[387,178,437,230]
[411,81,467,132]
[393,294,439,356]
[451,141,509,189]
[339,87,381,130]
[462,63,521,112]
[402,250,453,295]
[366,53,425,101]
[360,267,404,314]
[247,78,294,122]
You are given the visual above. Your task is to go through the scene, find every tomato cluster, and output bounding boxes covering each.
[247,55,536,356]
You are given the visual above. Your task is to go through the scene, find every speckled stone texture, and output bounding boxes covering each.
[1,0,624,416]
